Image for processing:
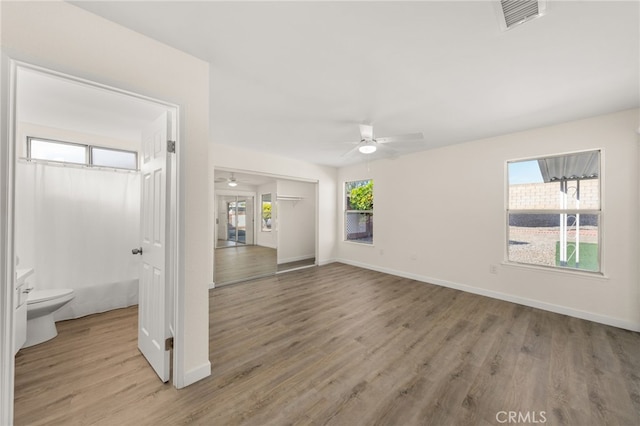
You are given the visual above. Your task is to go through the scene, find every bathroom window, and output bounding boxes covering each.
[27,137,138,170]
[29,138,86,164]
[91,147,138,170]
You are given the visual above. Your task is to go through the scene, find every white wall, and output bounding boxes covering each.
[338,109,640,331]
[212,143,337,265]
[277,180,316,264]
[2,0,211,388]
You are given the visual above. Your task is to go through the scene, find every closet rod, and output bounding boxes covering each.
[276,195,303,201]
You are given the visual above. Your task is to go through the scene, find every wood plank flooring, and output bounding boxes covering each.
[14,263,640,425]
[214,245,277,285]
[277,257,316,272]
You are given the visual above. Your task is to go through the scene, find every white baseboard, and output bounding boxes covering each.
[317,258,337,266]
[257,242,277,249]
[277,254,315,264]
[209,282,215,290]
[337,259,640,332]
[181,361,211,388]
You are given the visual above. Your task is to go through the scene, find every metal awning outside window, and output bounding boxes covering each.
[537,150,599,183]
[537,150,600,268]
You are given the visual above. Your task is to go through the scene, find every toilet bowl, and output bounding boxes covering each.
[24,288,74,348]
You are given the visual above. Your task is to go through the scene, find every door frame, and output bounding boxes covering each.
[0,51,17,426]
[0,59,183,424]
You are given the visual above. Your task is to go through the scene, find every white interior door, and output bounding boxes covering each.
[138,111,171,382]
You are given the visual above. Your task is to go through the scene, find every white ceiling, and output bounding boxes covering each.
[70,1,639,167]
[214,170,277,191]
[17,67,168,143]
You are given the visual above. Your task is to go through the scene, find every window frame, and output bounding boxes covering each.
[261,193,272,232]
[26,136,138,171]
[344,179,373,245]
[505,150,603,274]
[27,137,88,165]
[89,145,138,170]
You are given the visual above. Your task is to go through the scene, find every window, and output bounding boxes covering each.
[261,193,272,231]
[27,137,138,170]
[91,147,137,170]
[345,179,373,244]
[29,138,86,164]
[507,150,601,272]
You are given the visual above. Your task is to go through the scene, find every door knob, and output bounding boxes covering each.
[132,247,143,255]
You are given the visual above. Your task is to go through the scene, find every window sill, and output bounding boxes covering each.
[501,261,608,280]
[343,240,375,247]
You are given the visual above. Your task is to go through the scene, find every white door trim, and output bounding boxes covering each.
[0,59,184,424]
[0,53,17,426]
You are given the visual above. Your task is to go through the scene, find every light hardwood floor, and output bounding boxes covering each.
[214,245,277,285]
[277,257,316,272]
[14,263,640,425]
[215,245,315,285]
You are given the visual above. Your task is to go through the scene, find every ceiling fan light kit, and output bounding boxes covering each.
[343,123,424,160]
[358,142,377,154]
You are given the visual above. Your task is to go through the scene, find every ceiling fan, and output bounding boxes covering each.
[215,172,239,187]
[343,124,424,158]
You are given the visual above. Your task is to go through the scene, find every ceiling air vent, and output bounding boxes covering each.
[498,0,546,31]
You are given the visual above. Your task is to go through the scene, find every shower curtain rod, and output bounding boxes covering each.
[18,157,140,174]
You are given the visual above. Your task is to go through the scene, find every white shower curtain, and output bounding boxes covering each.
[16,161,140,320]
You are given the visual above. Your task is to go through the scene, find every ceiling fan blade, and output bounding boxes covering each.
[376,142,399,156]
[341,143,362,158]
[376,132,424,144]
[359,124,374,141]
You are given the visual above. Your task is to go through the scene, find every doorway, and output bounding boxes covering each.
[10,63,178,382]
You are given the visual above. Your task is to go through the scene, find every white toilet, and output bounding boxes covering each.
[24,288,75,348]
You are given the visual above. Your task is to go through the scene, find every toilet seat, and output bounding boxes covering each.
[27,289,74,305]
